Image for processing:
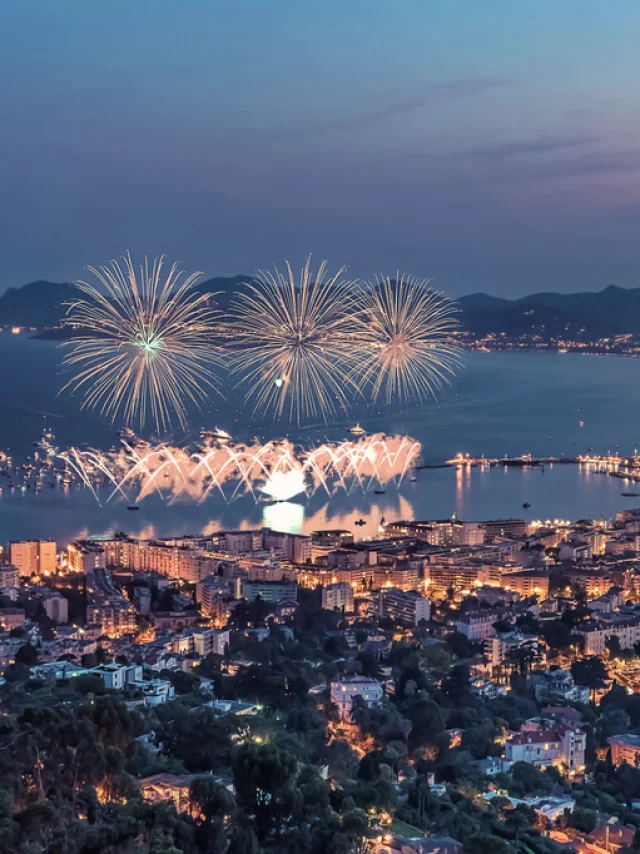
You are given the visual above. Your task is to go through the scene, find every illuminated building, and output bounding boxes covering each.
[223,530,262,554]
[329,676,383,719]
[454,611,497,641]
[321,582,354,613]
[263,529,312,564]
[85,567,136,637]
[565,568,613,599]
[574,615,640,655]
[138,774,195,813]
[166,627,229,657]
[486,632,541,668]
[374,561,421,591]
[241,579,298,603]
[377,587,431,625]
[10,540,56,577]
[382,519,484,546]
[506,721,586,771]
[501,568,550,599]
[608,734,640,767]
[425,563,482,596]
[481,519,527,541]
[0,608,25,630]
[311,530,354,549]
[68,541,105,574]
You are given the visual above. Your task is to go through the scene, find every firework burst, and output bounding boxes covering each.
[353,274,461,404]
[61,253,225,434]
[228,257,359,422]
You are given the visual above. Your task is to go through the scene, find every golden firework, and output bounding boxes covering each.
[61,253,224,434]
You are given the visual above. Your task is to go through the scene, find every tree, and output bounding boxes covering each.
[406,699,445,750]
[231,742,299,844]
[189,776,233,821]
[15,643,38,667]
[571,656,608,697]
[464,832,511,854]
[228,821,260,854]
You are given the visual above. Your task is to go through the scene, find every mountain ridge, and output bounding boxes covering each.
[4,277,640,338]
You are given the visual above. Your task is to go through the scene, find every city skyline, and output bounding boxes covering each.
[4,2,640,295]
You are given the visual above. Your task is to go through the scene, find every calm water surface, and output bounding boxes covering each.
[0,335,638,543]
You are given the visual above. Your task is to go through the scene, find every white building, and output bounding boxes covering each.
[378,587,431,625]
[329,676,383,719]
[168,627,229,657]
[532,669,590,705]
[322,582,354,613]
[142,678,175,706]
[486,632,541,668]
[223,530,262,555]
[91,662,143,691]
[455,611,497,641]
[471,678,507,700]
[42,591,68,624]
[506,722,586,772]
[0,566,19,588]
[575,616,640,656]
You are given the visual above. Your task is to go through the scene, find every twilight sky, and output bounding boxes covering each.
[2,1,640,296]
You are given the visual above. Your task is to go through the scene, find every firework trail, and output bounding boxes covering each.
[352,274,461,404]
[60,434,421,505]
[228,257,359,423]
[61,253,225,434]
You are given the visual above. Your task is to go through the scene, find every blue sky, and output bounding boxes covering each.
[2,1,640,296]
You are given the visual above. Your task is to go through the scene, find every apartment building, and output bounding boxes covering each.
[378,587,431,625]
[608,734,640,767]
[321,582,354,613]
[455,610,497,641]
[68,541,105,574]
[486,632,541,668]
[10,540,56,577]
[241,580,298,603]
[502,569,550,599]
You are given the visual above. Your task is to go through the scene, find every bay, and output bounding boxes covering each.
[0,334,638,544]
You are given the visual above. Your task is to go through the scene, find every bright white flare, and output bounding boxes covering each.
[60,433,421,505]
[261,468,307,502]
[61,253,225,434]
[353,274,461,404]
[229,257,358,423]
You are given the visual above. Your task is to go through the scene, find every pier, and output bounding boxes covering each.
[444,452,640,471]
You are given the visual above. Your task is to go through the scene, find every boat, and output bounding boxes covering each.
[409,475,417,482]
[621,492,640,497]
[522,502,531,509]
[349,424,365,437]
[200,427,231,444]
[374,489,386,495]
[127,505,140,511]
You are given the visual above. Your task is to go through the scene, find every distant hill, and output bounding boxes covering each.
[0,275,256,331]
[192,274,255,312]
[0,280,76,328]
[3,276,640,339]
[458,284,640,338]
